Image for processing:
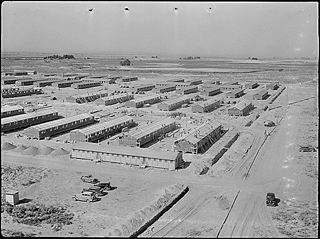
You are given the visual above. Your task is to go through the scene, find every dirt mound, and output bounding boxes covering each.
[107,183,186,237]
[20,146,39,156]
[37,145,54,155]
[187,162,210,175]
[1,142,16,151]
[50,148,69,157]
[12,145,28,152]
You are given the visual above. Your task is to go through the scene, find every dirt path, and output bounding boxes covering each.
[142,186,237,237]
[216,85,318,238]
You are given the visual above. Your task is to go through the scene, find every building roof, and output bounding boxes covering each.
[1,105,24,113]
[70,116,133,136]
[156,84,176,90]
[186,79,202,83]
[72,141,180,161]
[1,109,58,125]
[175,120,222,145]
[72,81,101,86]
[129,118,175,140]
[254,89,268,96]
[195,99,220,107]
[68,90,109,99]
[121,76,138,80]
[129,94,160,104]
[229,88,244,94]
[201,85,220,91]
[54,80,83,85]
[26,113,92,131]
[230,99,252,111]
[245,82,258,86]
[97,93,132,102]
[220,84,241,88]
[160,95,190,106]
[178,86,198,91]
[166,79,184,82]
[132,84,155,89]
[15,77,34,82]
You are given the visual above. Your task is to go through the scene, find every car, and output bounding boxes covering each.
[72,191,99,202]
[81,175,99,183]
[81,186,108,196]
[94,182,110,188]
[299,146,316,152]
[264,120,275,127]
[94,182,112,191]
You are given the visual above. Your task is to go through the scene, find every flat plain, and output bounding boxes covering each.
[1,53,318,237]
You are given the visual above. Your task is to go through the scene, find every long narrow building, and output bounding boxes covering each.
[173,120,222,154]
[95,94,134,106]
[70,142,183,170]
[23,113,94,139]
[124,94,161,108]
[65,90,109,104]
[1,105,24,118]
[69,116,135,143]
[118,118,176,147]
[1,109,59,132]
[191,99,220,113]
[71,81,101,89]
[157,95,190,111]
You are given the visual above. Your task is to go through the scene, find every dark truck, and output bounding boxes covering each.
[266,193,278,207]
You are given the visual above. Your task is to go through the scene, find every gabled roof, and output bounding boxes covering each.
[26,113,92,131]
[132,84,155,90]
[230,99,252,111]
[229,88,244,94]
[160,95,190,106]
[129,94,160,103]
[1,105,24,113]
[254,89,268,96]
[195,99,220,107]
[72,141,180,161]
[129,118,175,140]
[1,109,58,125]
[175,120,222,145]
[71,116,133,135]
[97,93,132,102]
[68,90,109,99]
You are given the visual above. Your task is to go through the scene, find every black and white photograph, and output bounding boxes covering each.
[1,1,318,237]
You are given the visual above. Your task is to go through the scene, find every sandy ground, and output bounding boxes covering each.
[1,57,318,237]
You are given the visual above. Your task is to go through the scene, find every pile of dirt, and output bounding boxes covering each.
[185,155,211,176]
[37,145,54,155]
[1,142,16,151]
[20,146,39,156]
[11,145,28,152]
[50,148,69,157]
[107,183,187,237]
[187,161,210,175]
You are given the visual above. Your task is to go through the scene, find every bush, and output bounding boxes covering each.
[5,203,74,228]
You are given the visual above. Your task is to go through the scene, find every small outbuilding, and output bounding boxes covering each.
[6,190,19,205]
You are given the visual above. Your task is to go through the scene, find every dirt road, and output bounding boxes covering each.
[141,85,317,238]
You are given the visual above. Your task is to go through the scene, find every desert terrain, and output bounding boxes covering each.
[1,53,318,237]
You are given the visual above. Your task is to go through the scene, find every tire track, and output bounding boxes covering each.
[218,192,262,238]
[150,188,228,237]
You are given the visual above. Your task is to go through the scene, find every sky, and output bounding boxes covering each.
[1,1,318,58]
